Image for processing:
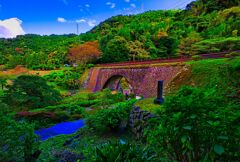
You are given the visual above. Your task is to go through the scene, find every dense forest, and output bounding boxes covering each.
[0,0,239,69]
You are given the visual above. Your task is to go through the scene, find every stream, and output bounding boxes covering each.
[35,119,85,141]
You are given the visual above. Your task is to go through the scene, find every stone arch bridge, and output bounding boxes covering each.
[86,59,186,98]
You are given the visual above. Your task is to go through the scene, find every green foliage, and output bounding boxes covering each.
[128,40,150,61]
[231,57,240,71]
[25,51,48,69]
[0,75,7,90]
[0,111,40,162]
[135,98,163,113]
[192,37,240,55]
[0,101,10,114]
[43,68,82,89]
[186,58,240,100]
[0,34,77,69]
[1,5,240,65]
[186,0,240,14]
[178,31,203,57]
[191,55,201,61]
[40,102,86,115]
[101,36,129,63]
[4,75,61,109]
[87,100,135,132]
[96,89,126,107]
[6,55,25,68]
[157,36,178,58]
[95,140,157,162]
[145,86,240,161]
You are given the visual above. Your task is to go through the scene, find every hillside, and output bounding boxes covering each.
[0,0,239,69]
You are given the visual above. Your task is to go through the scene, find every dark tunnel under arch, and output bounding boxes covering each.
[102,75,134,94]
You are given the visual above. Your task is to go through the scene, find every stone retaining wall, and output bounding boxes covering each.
[129,106,153,140]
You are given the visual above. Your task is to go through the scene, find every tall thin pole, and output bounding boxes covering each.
[76,23,79,35]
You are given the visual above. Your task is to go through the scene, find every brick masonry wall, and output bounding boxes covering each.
[87,65,185,98]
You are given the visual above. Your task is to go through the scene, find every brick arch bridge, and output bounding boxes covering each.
[85,52,230,97]
[86,61,186,98]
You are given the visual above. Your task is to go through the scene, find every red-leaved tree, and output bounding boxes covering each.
[68,41,101,65]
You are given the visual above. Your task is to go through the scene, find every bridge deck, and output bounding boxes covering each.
[96,51,237,67]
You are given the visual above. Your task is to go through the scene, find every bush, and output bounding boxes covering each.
[191,55,201,61]
[31,64,55,70]
[27,103,86,126]
[232,60,240,71]
[97,89,125,107]
[95,140,157,161]
[0,112,40,161]
[225,51,240,58]
[86,100,135,132]
[54,111,70,121]
[87,93,97,100]
[87,64,95,68]
[4,75,61,109]
[145,86,240,161]
[43,69,81,89]
[15,111,57,129]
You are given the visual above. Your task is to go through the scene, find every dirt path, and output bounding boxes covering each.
[0,65,59,77]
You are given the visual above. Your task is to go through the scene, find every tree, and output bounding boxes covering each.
[68,41,101,65]
[186,0,240,14]
[4,75,61,109]
[6,55,25,68]
[158,36,178,58]
[128,40,150,61]
[25,51,48,69]
[177,31,203,57]
[101,36,129,63]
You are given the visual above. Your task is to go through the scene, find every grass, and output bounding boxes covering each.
[188,57,240,93]
[61,90,92,104]
[167,57,240,95]
[38,126,135,162]
[135,98,164,113]
[38,133,76,161]
[0,89,4,97]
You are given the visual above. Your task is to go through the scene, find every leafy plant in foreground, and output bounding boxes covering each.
[95,140,156,162]
[0,108,40,162]
[145,86,240,161]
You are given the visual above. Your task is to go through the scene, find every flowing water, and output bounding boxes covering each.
[35,120,84,141]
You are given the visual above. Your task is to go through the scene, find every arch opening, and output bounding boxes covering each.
[103,75,134,96]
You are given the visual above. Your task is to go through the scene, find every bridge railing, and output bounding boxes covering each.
[96,50,240,67]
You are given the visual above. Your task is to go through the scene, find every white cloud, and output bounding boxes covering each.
[0,18,25,38]
[87,20,97,27]
[111,3,116,9]
[130,3,136,8]
[106,2,116,9]
[57,17,67,23]
[76,19,86,23]
[57,17,97,27]
[85,4,90,8]
[125,0,130,2]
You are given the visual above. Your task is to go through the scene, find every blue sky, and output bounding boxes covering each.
[0,0,194,37]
